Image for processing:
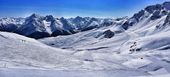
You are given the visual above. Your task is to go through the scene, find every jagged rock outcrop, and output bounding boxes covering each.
[103,30,115,38]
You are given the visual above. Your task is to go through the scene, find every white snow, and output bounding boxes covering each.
[43,20,52,34]
[0,68,149,77]
[1,2,170,77]
[0,32,82,69]
[122,58,152,69]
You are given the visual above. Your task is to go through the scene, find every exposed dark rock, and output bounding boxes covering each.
[45,15,55,22]
[51,30,71,37]
[145,4,163,13]
[87,47,108,51]
[122,21,129,30]
[159,45,170,50]
[84,59,94,62]
[133,10,145,22]
[27,31,50,39]
[164,13,170,25]
[122,21,134,30]
[150,11,161,20]
[103,30,115,38]
[101,21,113,26]
[0,23,18,32]
[81,25,98,31]
[50,43,55,46]
[136,48,141,51]
[161,10,168,15]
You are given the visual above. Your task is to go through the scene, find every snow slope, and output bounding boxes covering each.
[38,2,170,76]
[0,68,149,77]
[0,32,82,69]
[0,32,150,77]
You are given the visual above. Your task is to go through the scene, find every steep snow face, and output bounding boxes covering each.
[43,20,52,34]
[17,14,47,35]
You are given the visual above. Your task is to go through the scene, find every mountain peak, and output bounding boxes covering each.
[144,2,170,14]
[45,15,55,21]
[163,1,170,10]
[29,13,42,19]
[144,4,163,13]
[60,17,65,20]
[73,16,85,23]
[75,16,82,18]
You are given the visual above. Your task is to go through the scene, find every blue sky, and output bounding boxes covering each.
[0,0,169,18]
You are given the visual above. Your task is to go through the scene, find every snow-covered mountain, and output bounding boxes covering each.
[0,17,25,32]
[40,2,170,56]
[38,1,170,77]
[1,1,170,77]
[0,14,117,39]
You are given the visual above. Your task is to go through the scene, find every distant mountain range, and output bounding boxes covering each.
[0,14,118,39]
[1,2,170,40]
